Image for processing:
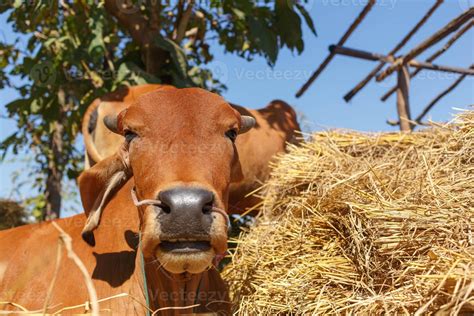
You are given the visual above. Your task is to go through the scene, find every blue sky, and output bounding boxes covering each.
[0,0,473,215]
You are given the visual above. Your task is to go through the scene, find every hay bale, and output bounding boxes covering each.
[0,199,28,230]
[223,110,474,315]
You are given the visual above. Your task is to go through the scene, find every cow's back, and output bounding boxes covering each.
[229,101,300,212]
[0,182,147,314]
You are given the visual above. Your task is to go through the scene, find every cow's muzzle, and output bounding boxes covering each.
[158,187,214,238]
[134,186,229,273]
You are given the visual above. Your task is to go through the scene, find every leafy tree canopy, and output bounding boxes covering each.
[0,0,315,219]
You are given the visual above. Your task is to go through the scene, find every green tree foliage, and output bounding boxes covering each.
[0,0,315,219]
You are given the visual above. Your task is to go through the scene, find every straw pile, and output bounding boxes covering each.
[223,110,474,315]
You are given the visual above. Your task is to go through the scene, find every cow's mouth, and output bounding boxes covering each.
[159,240,211,254]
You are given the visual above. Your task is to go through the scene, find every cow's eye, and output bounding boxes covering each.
[124,130,138,143]
[225,129,238,142]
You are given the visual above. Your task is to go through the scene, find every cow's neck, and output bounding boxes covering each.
[146,262,204,311]
[139,256,230,315]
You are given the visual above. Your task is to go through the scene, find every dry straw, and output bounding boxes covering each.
[223,110,474,315]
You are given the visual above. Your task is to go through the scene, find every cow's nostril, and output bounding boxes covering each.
[202,201,214,214]
[160,204,171,214]
[157,194,172,214]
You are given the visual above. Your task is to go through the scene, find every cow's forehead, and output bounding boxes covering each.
[135,88,231,114]
[122,88,239,133]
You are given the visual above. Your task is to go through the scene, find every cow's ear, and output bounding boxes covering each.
[78,145,132,246]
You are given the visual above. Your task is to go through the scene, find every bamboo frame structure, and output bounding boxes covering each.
[396,65,413,132]
[380,20,473,102]
[295,0,376,98]
[343,0,444,102]
[388,64,473,126]
[376,8,473,82]
[330,45,473,131]
[293,2,473,132]
[414,72,471,123]
[329,45,474,76]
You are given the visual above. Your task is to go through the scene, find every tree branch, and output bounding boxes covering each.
[149,0,161,32]
[174,0,195,43]
[104,0,150,47]
[104,0,167,74]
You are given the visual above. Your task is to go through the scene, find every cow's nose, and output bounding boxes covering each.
[158,187,214,236]
[159,187,214,214]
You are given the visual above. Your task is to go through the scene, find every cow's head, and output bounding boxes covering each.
[78,88,255,274]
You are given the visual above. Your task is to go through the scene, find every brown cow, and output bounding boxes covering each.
[0,88,259,314]
[83,84,300,213]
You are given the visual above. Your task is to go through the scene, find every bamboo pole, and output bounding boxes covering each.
[406,60,473,75]
[376,8,474,82]
[388,76,470,126]
[343,0,444,102]
[329,45,393,62]
[415,66,472,123]
[295,0,376,98]
[329,45,474,76]
[381,20,473,102]
[388,65,473,127]
[396,65,413,132]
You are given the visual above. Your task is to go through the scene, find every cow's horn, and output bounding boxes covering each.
[103,115,118,133]
[239,115,256,134]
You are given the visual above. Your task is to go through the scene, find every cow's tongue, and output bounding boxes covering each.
[160,240,211,253]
